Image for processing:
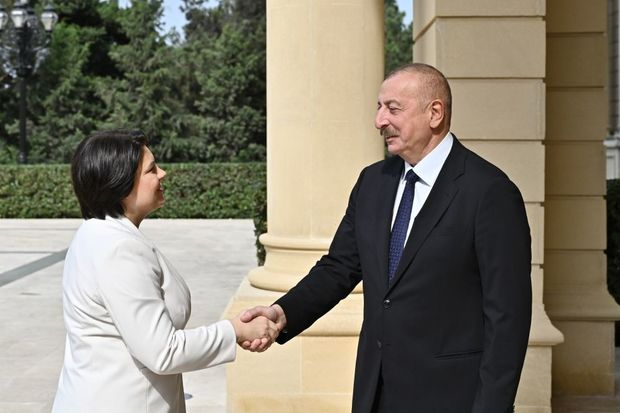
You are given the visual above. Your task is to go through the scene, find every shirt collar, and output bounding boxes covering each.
[402,132,454,186]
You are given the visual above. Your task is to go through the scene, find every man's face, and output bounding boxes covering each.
[374,72,432,164]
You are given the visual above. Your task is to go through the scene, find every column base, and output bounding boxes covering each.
[224,278,362,413]
[225,279,565,412]
[545,288,620,395]
[513,303,564,412]
[249,233,363,294]
[551,320,618,396]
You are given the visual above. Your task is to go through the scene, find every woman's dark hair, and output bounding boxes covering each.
[71,129,148,220]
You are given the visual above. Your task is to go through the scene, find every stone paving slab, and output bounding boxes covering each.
[2,219,618,412]
[0,219,256,413]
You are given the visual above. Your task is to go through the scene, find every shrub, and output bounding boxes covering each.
[0,163,265,218]
[0,165,79,218]
[253,180,267,266]
[0,163,267,262]
[149,163,266,219]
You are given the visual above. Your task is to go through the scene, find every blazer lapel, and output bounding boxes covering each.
[386,138,467,292]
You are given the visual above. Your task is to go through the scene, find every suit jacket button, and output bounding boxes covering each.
[376,340,382,349]
[383,299,391,309]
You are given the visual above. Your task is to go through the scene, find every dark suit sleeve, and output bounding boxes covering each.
[472,176,532,412]
[274,170,365,343]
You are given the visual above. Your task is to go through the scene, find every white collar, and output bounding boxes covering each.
[402,132,454,187]
[104,215,150,243]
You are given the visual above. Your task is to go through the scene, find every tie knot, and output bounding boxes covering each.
[405,169,419,184]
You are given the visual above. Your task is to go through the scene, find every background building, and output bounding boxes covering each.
[226,1,620,411]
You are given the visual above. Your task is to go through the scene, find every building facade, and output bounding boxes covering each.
[225,1,620,411]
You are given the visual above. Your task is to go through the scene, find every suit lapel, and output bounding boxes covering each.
[374,156,403,287]
[386,138,467,293]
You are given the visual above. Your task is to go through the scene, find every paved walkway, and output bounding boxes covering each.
[1,219,619,413]
[0,219,256,413]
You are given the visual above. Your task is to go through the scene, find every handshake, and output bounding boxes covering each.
[229,304,287,352]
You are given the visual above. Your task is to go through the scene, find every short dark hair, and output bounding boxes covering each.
[71,129,148,220]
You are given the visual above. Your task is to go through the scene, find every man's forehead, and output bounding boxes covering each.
[378,73,420,100]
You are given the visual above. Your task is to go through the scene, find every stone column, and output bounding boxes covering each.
[545,0,620,396]
[413,1,563,411]
[225,1,384,412]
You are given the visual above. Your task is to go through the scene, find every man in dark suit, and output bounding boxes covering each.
[242,63,532,413]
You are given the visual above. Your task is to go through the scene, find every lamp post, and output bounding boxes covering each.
[0,1,58,164]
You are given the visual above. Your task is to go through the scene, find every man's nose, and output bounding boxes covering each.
[375,108,388,130]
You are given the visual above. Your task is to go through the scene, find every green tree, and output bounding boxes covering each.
[99,1,185,150]
[0,72,19,163]
[385,0,413,74]
[171,0,265,162]
[0,0,414,164]
[0,0,130,163]
[28,22,104,163]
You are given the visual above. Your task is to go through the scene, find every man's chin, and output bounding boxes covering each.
[385,145,400,156]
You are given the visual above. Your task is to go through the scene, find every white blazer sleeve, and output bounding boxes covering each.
[94,237,236,375]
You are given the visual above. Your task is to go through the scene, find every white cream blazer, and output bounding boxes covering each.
[52,216,236,413]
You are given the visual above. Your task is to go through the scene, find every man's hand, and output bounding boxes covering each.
[230,313,279,352]
[239,304,287,352]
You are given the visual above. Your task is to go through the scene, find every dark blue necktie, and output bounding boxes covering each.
[388,169,418,283]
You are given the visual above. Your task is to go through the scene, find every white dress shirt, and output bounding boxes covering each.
[391,132,454,243]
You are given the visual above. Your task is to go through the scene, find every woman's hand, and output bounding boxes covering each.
[230,313,279,352]
[238,304,287,352]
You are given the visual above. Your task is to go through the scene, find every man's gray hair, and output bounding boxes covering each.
[386,63,452,124]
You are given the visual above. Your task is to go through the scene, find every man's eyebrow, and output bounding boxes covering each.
[378,99,402,107]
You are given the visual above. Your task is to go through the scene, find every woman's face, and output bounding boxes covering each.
[122,146,166,226]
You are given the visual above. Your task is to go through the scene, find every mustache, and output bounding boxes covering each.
[381,127,399,139]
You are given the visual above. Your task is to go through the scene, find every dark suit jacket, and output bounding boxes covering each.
[275,137,532,413]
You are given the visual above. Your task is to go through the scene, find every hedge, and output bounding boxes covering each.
[0,163,265,218]
[0,163,268,263]
[0,164,80,218]
[5,169,616,286]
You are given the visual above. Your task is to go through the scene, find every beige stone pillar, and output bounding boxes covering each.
[545,0,620,397]
[413,1,563,412]
[225,1,384,412]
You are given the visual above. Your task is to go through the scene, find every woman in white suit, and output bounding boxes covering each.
[52,130,278,413]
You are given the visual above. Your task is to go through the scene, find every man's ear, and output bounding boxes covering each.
[428,99,445,129]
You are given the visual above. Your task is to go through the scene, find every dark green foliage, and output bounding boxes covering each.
[0,165,79,217]
[1,0,409,165]
[0,162,265,220]
[253,179,266,265]
[28,22,105,163]
[99,1,188,152]
[150,162,265,219]
[0,0,267,164]
[3,0,131,164]
[0,0,407,264]
[607,179,620,305]
[176,0,266,162]
[385,0,413,74]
